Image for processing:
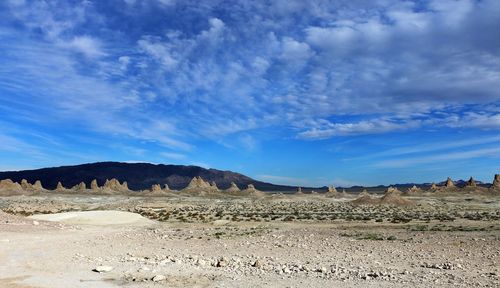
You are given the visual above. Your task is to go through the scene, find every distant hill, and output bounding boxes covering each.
[0,162,308,191]
[0,162,492,192]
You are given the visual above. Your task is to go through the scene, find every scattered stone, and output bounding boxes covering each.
[216,257,227,267]
[151,275,166,282]
[93,266,114,273]
[252,260,263,268]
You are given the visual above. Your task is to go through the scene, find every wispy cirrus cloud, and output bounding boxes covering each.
[0,0,499,183]
[373,147,500,168]
[298,108,500,139]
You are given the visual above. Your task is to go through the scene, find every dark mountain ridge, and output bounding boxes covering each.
[0,162,493,192]
[0,162,307,191]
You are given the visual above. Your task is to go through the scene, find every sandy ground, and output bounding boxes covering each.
[28,211,154,226]
[1,193,499,287]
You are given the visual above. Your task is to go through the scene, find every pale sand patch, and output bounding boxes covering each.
[27,210,154,226]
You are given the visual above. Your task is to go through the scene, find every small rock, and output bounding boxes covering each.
[152,275,166,282]
[216,258,227,267]
[33,221,40,226]
[252,260,263,268]
[93,266,113,273]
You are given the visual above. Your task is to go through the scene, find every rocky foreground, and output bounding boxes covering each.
[1,191,499,288]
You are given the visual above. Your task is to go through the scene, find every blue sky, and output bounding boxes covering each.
[0,0,499,187]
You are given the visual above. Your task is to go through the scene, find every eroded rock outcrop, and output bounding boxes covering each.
[445,177,455,188]
[55,181,65,191]
[466,177,476,187]
[20,179,32,190]
[380,187,413,206]
[33,180,43,190]
[352,187,413,206]
[386,186,400,193]
[0,179,22,194]
[72,182,87,191]
[493,174,500,189]
[182,176,218,194]
[429,183,438,191]
[210,181,219,190]
[224,182,241,193]
[151,184,162,192]
[325,184,343,198]
[327,186,337,193]
[405,185,422,194]
[90,179,99,190]
[240,184,265,197]
[102,178,129,192]
[186,176,211,189]
[351,189,377,205]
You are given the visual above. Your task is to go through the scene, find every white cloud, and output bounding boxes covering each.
[66,35,105,58]
[1,0,499,159]
[118,56,131,70]
[297,110,500,140]
[256,174,310,186]
[280,37,313,67]
[298,118,420,139]
[138,37,178,69]
[160,152,186,160]
[374,147,500,168]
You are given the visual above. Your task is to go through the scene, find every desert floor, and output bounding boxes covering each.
[1,193,499,287]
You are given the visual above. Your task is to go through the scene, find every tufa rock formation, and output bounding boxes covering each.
[466,177,476,187]
[386,186,400,193]
[72,182,86,191]
[406,185,422,194]
[151,184,162,192]
[0,179,22,190]
[380,186,413,206]
[430,183,438,191]
[185,176,211,190]
[326,184,343,198]
[492,174,500,189]
[182,176,218,194]
[163,184,171,191]
[224,182,241,193]
[445,177,455,188]
[351,189,377,205]
[56,181,65,191]
[352,187,413,206]
[33,180,43,190]
[103,178,128,191]
[0,179,23,196]
[20,179,32,190]
[91,179,99,190]
[240,184,265,197]
[210,181,219,190]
